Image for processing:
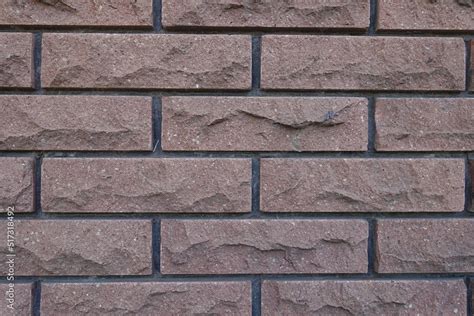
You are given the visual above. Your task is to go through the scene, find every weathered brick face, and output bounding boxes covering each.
[0,220,152,276]
[0,0,154,27]
[41,33,252,90]
[161,220,368,274]
[0,157,35,213]
[376,98,474,151]
[0,33,33,88]
[261,158,465,213]
[162,97,368,152]
[41,158,251,213]
[0,95,153,151]
[377,0,474,32]
[0,1,472,315]
[41,282,252,315]
[262,280,466,315]
[162,0,370,30]
[261,36,465,91]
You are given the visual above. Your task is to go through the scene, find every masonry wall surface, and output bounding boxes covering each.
[0,0,473,315]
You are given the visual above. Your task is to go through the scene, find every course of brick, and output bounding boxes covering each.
[0,0,473,315]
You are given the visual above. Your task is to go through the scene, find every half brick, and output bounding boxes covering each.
[0,95,152,151]
[0,220,152,276]
[376,219,474,273]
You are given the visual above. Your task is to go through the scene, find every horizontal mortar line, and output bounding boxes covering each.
[0,152,473,158]
[1,274,473,284]
[0,27,472,37]
[0,90,472,98]
[4,212,474,220]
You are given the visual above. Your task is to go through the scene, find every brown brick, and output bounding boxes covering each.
[162,0,369,30]
[42,158,251,213]
[41,282,251,315]
[0,95,152,151]
[0,284,32,316]
[0,33,33,88]
[261,158,464,213]
[0,220,152,276]
[262,280,466,315]
[261,36,465,91]
[378,0,474,32]
[0,0,153,27]
[376,98,474,151]
[162,96,368,152]
[0,157,34,213]
[161,220,368,274]
[41,33,251,90]
[376,219,474,273]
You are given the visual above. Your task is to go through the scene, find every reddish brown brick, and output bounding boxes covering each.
[262,280,467,315]
[41,33,251,90]
[0,0,153,27]
[162,96,368,152]
[261,158,464,213]
[0,33,33,88]
[376,98,474,151]
[0,95,152,151]
[378,0,474,32]
[41,282,251,315]
[0,157,34,213]
[0,220,152,276]
[261,36,465,91]
[376,219,474,273]
[162,0,369,30]
[42,158,251,213]
[161,220,368,274]
[0,283,32,315]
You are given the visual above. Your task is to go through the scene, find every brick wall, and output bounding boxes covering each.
[0,1,473,315]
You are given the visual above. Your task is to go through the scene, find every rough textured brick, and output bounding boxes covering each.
[0,283,32,316]
[161,220,368,274]
[261,158,464,213]
[378,0,474,32]
[162,0,369,30]
[262,280,467,315]
[0,157,34,213]
[0,220,152,276]
[162,96,368,152]
[376,219,474,273]
[0,95,152,151]
[376,98,474,151]
[0,0,153,27]
[261,36,465,91]
[41,34,251,90]
[0,33,33,88]
[41,282,251,315]
[42,158,251,213]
